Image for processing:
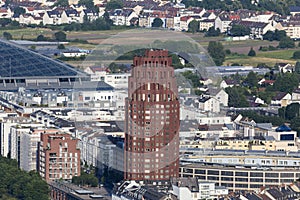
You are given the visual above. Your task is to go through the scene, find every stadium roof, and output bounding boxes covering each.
[0,39,87,79]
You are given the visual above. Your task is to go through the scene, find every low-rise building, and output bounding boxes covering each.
[271,92,291,107]
[171,177,228,200]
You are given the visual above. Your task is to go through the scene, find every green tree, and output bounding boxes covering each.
[263,30,287,41]
[290,117,300,135]
[248,47,256,56]
[205,27,220,37]
[272,73,299,93]
[13,7,26,16]
[57,44,65,49]
[225,86,249,107]
[282,103,300,120]
[274,30,287,41]
[170,54,184,69]
[278,37,295,48]
[103,11,113,26]
[54,31,67,41]
[258,91,275,104]
[105,0,123,10]
[181,70,202,88]
[79,0,96,10]
[36,34,46,41]
[188,20,199,34]
[230,24,250,36]
[3,32,12,40]
[207,41,225,66]
[0,18,11,27]
[244,71,258,88]
[263,30,274,41]
[295,62,300,74]
[0,156,49,200]
[151,18,163,28]
[53,0,69,7]
[293,51,300,59]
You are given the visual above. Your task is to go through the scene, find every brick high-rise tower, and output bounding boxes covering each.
[125,49,180,181]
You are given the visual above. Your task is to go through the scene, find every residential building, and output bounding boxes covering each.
[61,9,80,24]
[43,10,62,25]
[125,49,180,181]
[19,14,43,25]
[230,20,275,39]
[208,88,228,107]
[271,92,291,107]
[39,132,80,181]
[109,9,138,26]
[277,62,294,73]
[179,16,194,31]
[281,21,300,39]
[289,6,300,16]
[198,96,220,113]
[214,14,232,33]
[268,124,297,142]
[79,9,99,23]
[292,88,300,102]
[220,79,239,88]
[199,19,214,31]
[84,66,130,89]
[20,128,43,172]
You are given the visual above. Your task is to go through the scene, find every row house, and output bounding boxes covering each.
[229,20,275,39]
[138,13,151,27]
[79,9,99,23]
[201,10,221,20]
[179,7,205,17]
[19,14,43,25]
[0,7,13,18]
[61,9,80,24]
[109,9,138,26]
[289,5,300,16]
[199,19,214,31]
[179,16,194,31]
[280,21,300,39]
[292,88,300,103]
[271,92,291,107]
[43,10,62,25]
[214,14,234,33]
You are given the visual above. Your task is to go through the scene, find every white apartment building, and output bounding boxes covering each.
[84,66,130,89]
[20,129,42,171]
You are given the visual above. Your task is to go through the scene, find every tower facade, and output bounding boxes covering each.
[125,49,180,181]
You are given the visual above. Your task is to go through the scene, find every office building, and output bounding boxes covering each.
[124,49,180,181]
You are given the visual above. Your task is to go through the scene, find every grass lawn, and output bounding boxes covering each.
[0,28,54,40]
[225,49,299,67]
[257,49,297,60]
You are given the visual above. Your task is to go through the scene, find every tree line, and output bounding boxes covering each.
[0,156,49,200]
